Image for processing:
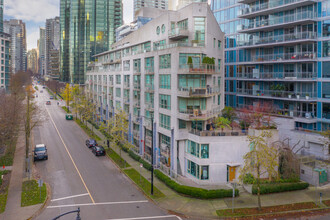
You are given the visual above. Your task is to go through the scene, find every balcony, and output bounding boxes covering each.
[145,85,154,93]
[124,81,130,89]
[238,31,316,48]
[133,67,141,75]
[236,72,317,81]
[241,52,316,64]
[178,64,220,75]
[168,28,189,40]
[133,83,140,90]
[145,102,154,111]
[178,106,221,121]
[189,129,247,137]
[124,97,130,104]
[133,116,140,124]
[145,66,154,75]
[240,11,317,33]
[143,118,152,129]
[238,0,317,19]
[177,86,221,97]
[236,88,316,101]
[133,101,140,108]
[145,136,152,147]
[153,42,204,51]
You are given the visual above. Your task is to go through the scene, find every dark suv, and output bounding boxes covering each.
[86,139,97,148]
[33,144,48,161]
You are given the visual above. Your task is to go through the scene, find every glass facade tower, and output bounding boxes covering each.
[211,0,330,132]
[60,0,123,84]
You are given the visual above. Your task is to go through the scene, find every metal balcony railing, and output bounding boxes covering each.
[246,52,316,63]
[178,86,221,96]
[236,72,316,80]
[179,64,220,74]
[178,106,221,120]
[236,88,316,99]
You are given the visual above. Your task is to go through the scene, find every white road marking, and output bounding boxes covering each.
[51,193,89,202]
[47,200,149,208]
[107,215,182,220]
[45,107,95,203]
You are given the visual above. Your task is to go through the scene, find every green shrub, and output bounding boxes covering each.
[61,106,71,113]
[243,173,255,184]
[128,150,141,161]
[154,170,238,199]
[139,158,152,171]
[252,182,309,195]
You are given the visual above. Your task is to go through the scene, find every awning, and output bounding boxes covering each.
[226,163,241,167]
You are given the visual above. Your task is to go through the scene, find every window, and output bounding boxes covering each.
[116,75,121,84]
[161,24,166,34]
[156,26,160,35]
[145,75,154,90]
[201,166,209,180]
[322,82,330,99]
[116,88,121,98]
[159,74,171,89]
[123,60,130,71]
[145,57,154,72]
[159,114,171,130]
[186,140,209,159]
[133,59,141,73]
[142,42,151,52]
[179,120,186,129]
[323,41,330,57]
[153,40,166,50]
[159,94,171,109]
[187,159,199,178]
[213,38,216,48]
[194,17,205,44]
[116,101,121,110]
[322,103,330,119]
[159,54,171,69]
[218,40,221,50]
[177,19,188,30]
[323,62,330,78]
[323,19,330,37]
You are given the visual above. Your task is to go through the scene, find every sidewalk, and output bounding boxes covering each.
[85,120,330,219]
[0,131,42,220]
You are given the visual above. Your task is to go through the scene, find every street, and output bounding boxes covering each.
[33,87,182,220]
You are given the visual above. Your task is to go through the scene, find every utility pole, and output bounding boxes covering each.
[151,114,154,195]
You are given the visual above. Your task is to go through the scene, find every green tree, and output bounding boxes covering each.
[61,84,72,111]
[239,131,279,210]
[221,106,236,122]
[215,117,231,131]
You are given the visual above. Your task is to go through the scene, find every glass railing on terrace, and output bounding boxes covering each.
[237,88,316,98]
[179,106,221,119]
[237,71,316,79]
[168,27,188,37]
[153,42,204,51]
[238,31,316,47]
[242,11,316,31]
[239,0,314,16]
[178,86,221,96]
[246,52,316,62]
[179,63,219,73]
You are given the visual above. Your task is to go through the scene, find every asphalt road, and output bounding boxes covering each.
[32,85,182,220]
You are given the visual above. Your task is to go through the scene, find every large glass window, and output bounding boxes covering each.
[322,103,330,119]
[323,41,330,57]
[159,94,171,110]
[194,17,205,44]
[116,75,121,84]
[187,159,199,178]
[159,54,171,69]
[159,113,171,130]
[323,19,330,37]
[145,75,154,90]
[323,62,330,78]
[123,60,130,71]
[201,144,209,159]
[116,88,121,98]
[322,82,330,98]
[159,74,171,89]
[201,166,209,180]
[179,119,186,129]
[145,57,154,72]
[177,19,188,30]
[133,59,141,73]
[179,53,204,68]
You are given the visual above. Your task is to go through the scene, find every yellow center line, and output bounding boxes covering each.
[45,107,95,204]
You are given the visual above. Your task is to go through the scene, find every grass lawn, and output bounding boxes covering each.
[216,202,319,217]
[106,148,130,169]
[75,118,101,141]
[0,170,11,213]
[124,168,165,199]
[21,180,47,207]
[0,138,17,166]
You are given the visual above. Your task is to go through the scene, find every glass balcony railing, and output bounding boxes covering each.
[239,0,315,17]
[179,64,220,74]
[178,106,221,120]
[245,52,316,63]
[241,11,316,31]
[238,31,316,47]
[168,27,189,39]
[178,86,221,96]
[153,42,204,51]
[236,72,316,79]
[237,88,316,99]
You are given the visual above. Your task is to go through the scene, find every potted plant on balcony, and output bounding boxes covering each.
[202,56,215,72]
[288,93,293,99]
[296,93,300,99]
[215,117,231,136]
[305,93,310,100]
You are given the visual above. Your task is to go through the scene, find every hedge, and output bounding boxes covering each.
[252,182,309,195]
[243,173,300,185]
[128,150,152,171]
[154,170,238,199]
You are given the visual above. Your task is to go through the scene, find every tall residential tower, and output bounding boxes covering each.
[60,0,123,84]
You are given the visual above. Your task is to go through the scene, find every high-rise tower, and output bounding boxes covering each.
[60,0,123,84]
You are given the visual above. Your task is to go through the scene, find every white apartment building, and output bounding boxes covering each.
[86,3,254,184]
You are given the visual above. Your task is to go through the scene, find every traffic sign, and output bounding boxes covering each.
[38,179,43,187]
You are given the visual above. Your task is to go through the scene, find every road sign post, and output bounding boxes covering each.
[38,179,43,202]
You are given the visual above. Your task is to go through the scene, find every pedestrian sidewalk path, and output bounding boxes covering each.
[0,130,42,220]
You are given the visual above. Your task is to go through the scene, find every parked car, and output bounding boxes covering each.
[65,114,73,120]
[92,146,106,156]
[49,95,54,99]
[86,139,97,148]
[33,144,48,161]
[46,101,51,105]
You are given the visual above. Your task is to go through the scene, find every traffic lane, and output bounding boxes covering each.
[45,103,178,219]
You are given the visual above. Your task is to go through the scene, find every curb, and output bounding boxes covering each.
[27,182,52,220]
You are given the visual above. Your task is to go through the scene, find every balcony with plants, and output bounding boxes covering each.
[236,71,317,81]
[178,56,220,75]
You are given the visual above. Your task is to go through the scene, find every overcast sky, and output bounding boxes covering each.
[4,0,134,50]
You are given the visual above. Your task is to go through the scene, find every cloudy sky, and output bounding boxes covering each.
[4,0,134,50]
